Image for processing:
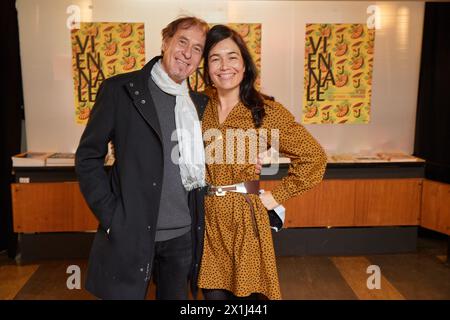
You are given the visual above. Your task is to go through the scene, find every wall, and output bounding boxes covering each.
[16,0,424,154]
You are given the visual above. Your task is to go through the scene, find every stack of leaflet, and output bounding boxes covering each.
[11,152,53,167]
[45,153,75,166]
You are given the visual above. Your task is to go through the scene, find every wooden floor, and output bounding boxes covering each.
[0,235,448,300]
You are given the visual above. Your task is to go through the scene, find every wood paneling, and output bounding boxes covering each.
[354,179,422,226]
[11,178,426,232]
[421,179,450,235]
[261,180,356,227]
[261,178,422,228]
[11,182,98,232]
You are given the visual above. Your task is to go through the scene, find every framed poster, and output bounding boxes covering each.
[71,22,146,124]
[302,23,375,124]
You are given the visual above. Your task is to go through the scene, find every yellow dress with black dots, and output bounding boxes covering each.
[197,91,327,300]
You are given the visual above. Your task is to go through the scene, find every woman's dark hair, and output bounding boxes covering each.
[203,25,266,127]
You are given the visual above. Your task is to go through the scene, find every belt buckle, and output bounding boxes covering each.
[215,187,226,196]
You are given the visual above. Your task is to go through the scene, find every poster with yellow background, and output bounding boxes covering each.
[71,22,145,124]
[302,23,375,124]
[189,23,261,92]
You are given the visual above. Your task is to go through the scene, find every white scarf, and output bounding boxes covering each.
[151,60,206,191]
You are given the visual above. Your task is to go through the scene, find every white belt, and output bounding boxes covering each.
[207,182,248,196]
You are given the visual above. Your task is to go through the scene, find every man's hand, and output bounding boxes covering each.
[259,191,279,210]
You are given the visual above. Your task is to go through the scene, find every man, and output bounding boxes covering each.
[76,17,211,300]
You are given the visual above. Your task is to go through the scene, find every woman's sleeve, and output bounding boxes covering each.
[265,101,327,204]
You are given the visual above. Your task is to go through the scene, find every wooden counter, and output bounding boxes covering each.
[10,162,434,232]
[10,162,450,260]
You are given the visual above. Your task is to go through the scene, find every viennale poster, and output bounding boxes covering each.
[71,22,145,124]
[302,24,375,124]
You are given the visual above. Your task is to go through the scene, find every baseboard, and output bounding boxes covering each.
[272,226,418,256]
[17,232,95,264]
[16,226,419,263]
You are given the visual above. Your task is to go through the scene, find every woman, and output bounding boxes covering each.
[198,25,327,300]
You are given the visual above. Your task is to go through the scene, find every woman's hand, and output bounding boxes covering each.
[259,191,279,210]
[254,155,263,174]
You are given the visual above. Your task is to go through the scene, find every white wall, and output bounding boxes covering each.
[16,0,424,154]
